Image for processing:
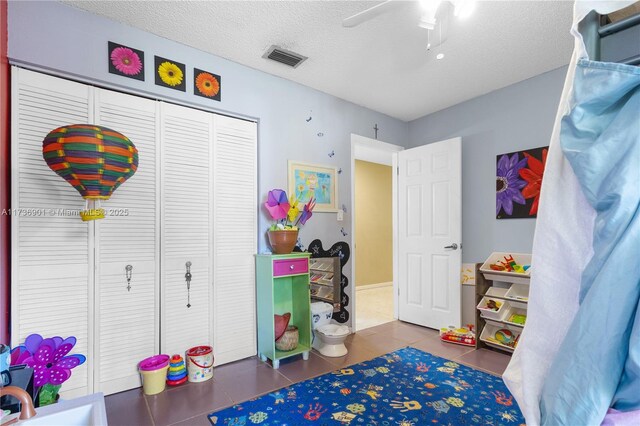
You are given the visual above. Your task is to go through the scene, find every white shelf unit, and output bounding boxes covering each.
[309,257,340,312]
[475,257,530,354]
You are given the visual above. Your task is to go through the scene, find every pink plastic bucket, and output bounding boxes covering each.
[139,354,170,395]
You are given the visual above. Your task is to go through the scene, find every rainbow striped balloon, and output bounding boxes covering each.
[42,124,138,220]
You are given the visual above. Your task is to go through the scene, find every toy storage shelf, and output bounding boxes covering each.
[475,257,531,354]
[309,257,341,312]
[256,253,312,369]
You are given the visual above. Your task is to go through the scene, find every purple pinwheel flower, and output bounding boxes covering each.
[10,345,31,366]
[297,198,316,226]
[22,334,86,387]
[496,153,527,216]
[264,189,290,221]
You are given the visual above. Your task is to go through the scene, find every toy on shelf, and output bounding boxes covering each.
[166,354,187,386]
[485,328,520,349]
[439,325,476,347]
[480,299,502,312]
[489,254,530,274]
[507,313,527,325]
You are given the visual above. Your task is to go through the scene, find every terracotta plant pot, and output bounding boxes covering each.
[267,230,299,254]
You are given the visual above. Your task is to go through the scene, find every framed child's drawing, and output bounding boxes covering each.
[288,161,338,212]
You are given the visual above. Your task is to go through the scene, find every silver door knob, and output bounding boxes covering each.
[444,243,458,250]
[290,265,295,270]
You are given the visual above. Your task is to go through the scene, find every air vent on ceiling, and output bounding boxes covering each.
[262,46,308,68]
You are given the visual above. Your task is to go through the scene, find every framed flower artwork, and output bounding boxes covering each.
[288,161,338,212]
[108,42,144,81]
[496,146,548,219]
[154,56,186,91]
[194,68,221,101]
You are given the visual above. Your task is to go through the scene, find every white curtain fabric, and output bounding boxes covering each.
[501,1,638,425]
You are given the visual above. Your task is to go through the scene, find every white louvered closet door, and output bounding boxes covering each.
[94,89,160,395]
[160,102,213,356]
[212,115,257,365]
[11,68,93,397]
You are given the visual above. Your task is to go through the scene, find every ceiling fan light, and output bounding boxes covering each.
[454,0,476,19]
[418,15,437,30]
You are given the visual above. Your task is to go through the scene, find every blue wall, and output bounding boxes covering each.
[8,1,409,264]
[408,66,567,263]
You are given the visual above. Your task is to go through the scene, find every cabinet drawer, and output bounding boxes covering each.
[273,258,309,277]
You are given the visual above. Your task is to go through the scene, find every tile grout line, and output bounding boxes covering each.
[143,392,156,426]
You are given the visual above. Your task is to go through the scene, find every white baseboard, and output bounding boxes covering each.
[356,281,392,291]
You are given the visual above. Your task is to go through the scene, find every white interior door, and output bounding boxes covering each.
[398,137,461,329]
[212,115,257,365]
[11,68,93,397]
[94,88,159,395]
[160,102,214,357]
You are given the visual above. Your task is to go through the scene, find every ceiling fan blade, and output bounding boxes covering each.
[342,1,400,28]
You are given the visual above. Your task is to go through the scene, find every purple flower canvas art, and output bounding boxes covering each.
[496,146,549,219]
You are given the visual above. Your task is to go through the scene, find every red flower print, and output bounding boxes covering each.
[519,149,548,215]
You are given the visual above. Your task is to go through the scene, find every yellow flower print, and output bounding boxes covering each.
[444,361,460,368]
[158,61,183,87]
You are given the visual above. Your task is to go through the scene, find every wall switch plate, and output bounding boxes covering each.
[337,210,344,221]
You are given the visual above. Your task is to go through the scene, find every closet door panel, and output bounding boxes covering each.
[94,89,159,394]
[212,115,257,365]
[160,102,212,357]
[12,68,92,397]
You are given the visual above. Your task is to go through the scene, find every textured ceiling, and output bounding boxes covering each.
[64,1,574,121]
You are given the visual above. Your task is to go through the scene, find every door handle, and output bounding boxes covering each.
[444,243,458,250]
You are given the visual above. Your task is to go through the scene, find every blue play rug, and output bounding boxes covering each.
[209,347,524,425]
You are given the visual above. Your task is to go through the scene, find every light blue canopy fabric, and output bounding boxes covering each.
[540,59,640,424]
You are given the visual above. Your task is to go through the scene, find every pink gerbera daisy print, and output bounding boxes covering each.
[111,47,142,75]
[108,42,145,80]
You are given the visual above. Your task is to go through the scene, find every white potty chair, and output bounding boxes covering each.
[315,324,350,357]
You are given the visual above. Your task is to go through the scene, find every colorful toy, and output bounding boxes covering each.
[495,329,514,344]
[489,254,531,274]
[166,354,187,386]
[10,334,86,406]
[439,325,476,347]
[480,299,502,312]
[508,313,527,325]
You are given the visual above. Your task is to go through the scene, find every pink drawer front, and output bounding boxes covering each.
[273,258,309,277]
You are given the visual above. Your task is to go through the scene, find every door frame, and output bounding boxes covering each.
[350,134,404,329]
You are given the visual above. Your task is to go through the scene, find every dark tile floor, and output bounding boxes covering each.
[105,321,512,426]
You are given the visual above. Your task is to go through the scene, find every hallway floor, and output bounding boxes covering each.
[105,320,512,426]
[355,284,394,331]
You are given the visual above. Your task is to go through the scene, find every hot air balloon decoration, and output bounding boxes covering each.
[42,124,138,221]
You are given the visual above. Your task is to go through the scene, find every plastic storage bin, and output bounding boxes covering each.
[484,286,508,298]
[505,283,529,301]
[504,307,527,327]
[479,322,521,352]
[477,296,510,321]
[479,252,532,284]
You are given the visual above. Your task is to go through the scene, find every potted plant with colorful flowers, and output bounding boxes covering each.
[10,334,86,406]
[263,189,315,254]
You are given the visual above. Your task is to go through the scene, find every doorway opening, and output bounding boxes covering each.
[350,134,403,332]
[354,160,393,330]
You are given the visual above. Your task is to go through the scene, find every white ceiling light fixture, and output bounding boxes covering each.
[342,0,476,29]
[418,0,442,30]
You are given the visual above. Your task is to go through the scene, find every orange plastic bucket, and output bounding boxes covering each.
[186,346,214,382]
